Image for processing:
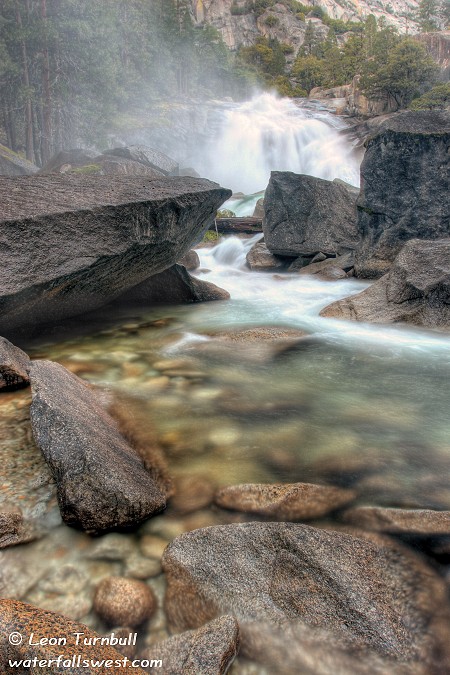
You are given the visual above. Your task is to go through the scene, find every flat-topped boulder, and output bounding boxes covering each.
[321,239,450,330]
[355,110,450,278]
[0,175,230,339]
[263,172,359,258]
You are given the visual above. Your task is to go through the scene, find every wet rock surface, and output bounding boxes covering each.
[214,482,356,520]
[342,506,450,534]
[141,615,239,675]
[246,242,286,271]
[0,599,147,673]
[29,360,166,533]
[354,110,450,278]
[263,172,359,257]
[0,174,231,339]
[0,337,30,391]
[94,577,156,627]
[111,264,230,307]
[163,522,448,665]
[321,239,450,329]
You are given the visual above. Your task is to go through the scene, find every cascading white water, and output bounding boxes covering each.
[197,93,360,196]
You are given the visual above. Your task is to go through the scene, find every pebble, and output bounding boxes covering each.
[125,553,162,579]
[140,535,169,560]
[94,577,156,627]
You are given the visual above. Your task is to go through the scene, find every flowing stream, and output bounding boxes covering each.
[1,96,449,662]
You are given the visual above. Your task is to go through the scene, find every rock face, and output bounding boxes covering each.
[0,599,146,673]
[263,172,359,258]
[141,616,239,675]
[0,175,230,339]
[0,143,38,176]
[297,253,354,280]
[112,264,230,306]
[321,239,450,330]
[354,111,450,279]
[0,337,30,391]
[0,511,33,549]
[29,360,167,533]
[163,523,447,664]
[214,483,356,520]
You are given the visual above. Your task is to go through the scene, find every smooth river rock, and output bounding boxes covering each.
[29,360,166,533]
[0,599,146,673]
[140,616,239,675]
[94,577,156,627]
[342,506,450,535]
[0,337,30,391]
[214,482,356,520]
[162,523,448,664]
[263,172,359,257]
[0,175,231,339]
[321,239,450,330]
[246,241,286,271]
[354,110,450,278]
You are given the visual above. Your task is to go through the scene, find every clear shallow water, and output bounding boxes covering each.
[1,235,449,658]
[26,235,450,505]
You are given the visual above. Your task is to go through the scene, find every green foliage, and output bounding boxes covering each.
[360,38,438,107]
[0,0,255,160]
[292,55,327,92]
[416,0,440,30]
[203,230,221,242]
[410,82,450,109]
[264,14,280,27]
[217,209,236,218]
[70,164,101,174]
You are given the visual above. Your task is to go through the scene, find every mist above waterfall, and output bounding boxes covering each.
[194,93,361,196]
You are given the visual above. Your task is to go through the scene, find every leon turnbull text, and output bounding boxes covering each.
[28,632,137,647]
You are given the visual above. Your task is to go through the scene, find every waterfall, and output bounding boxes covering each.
[196,93,360,196]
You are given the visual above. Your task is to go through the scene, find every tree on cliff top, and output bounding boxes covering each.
[360,38,438,108]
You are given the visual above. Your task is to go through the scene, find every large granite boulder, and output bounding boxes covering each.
[162,523,448,666]
[112,264,230,306]
[0,175,230,340]
[39,148,99,173]
[354,111,450,278]
[29,360,167,533]
[321,239,450,330]
[140,616,239,675]
[0,599,146,673]
[263,172,359,257]
[0,143,38,176]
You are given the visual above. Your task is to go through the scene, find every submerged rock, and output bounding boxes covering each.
[0,337,30,391]
[354,111,450,278]
[321,239,450,330]
[29,360,166,533]
[0,599,146,673]
[163,523,448,664]
[140,616,239,675]
[263,172,359,257]
[0,511,34,549]
[94,577,156,627]
[342,506,450,535]
[111,264,230,306]
[214,482,356,520]
[0,175,231,339]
